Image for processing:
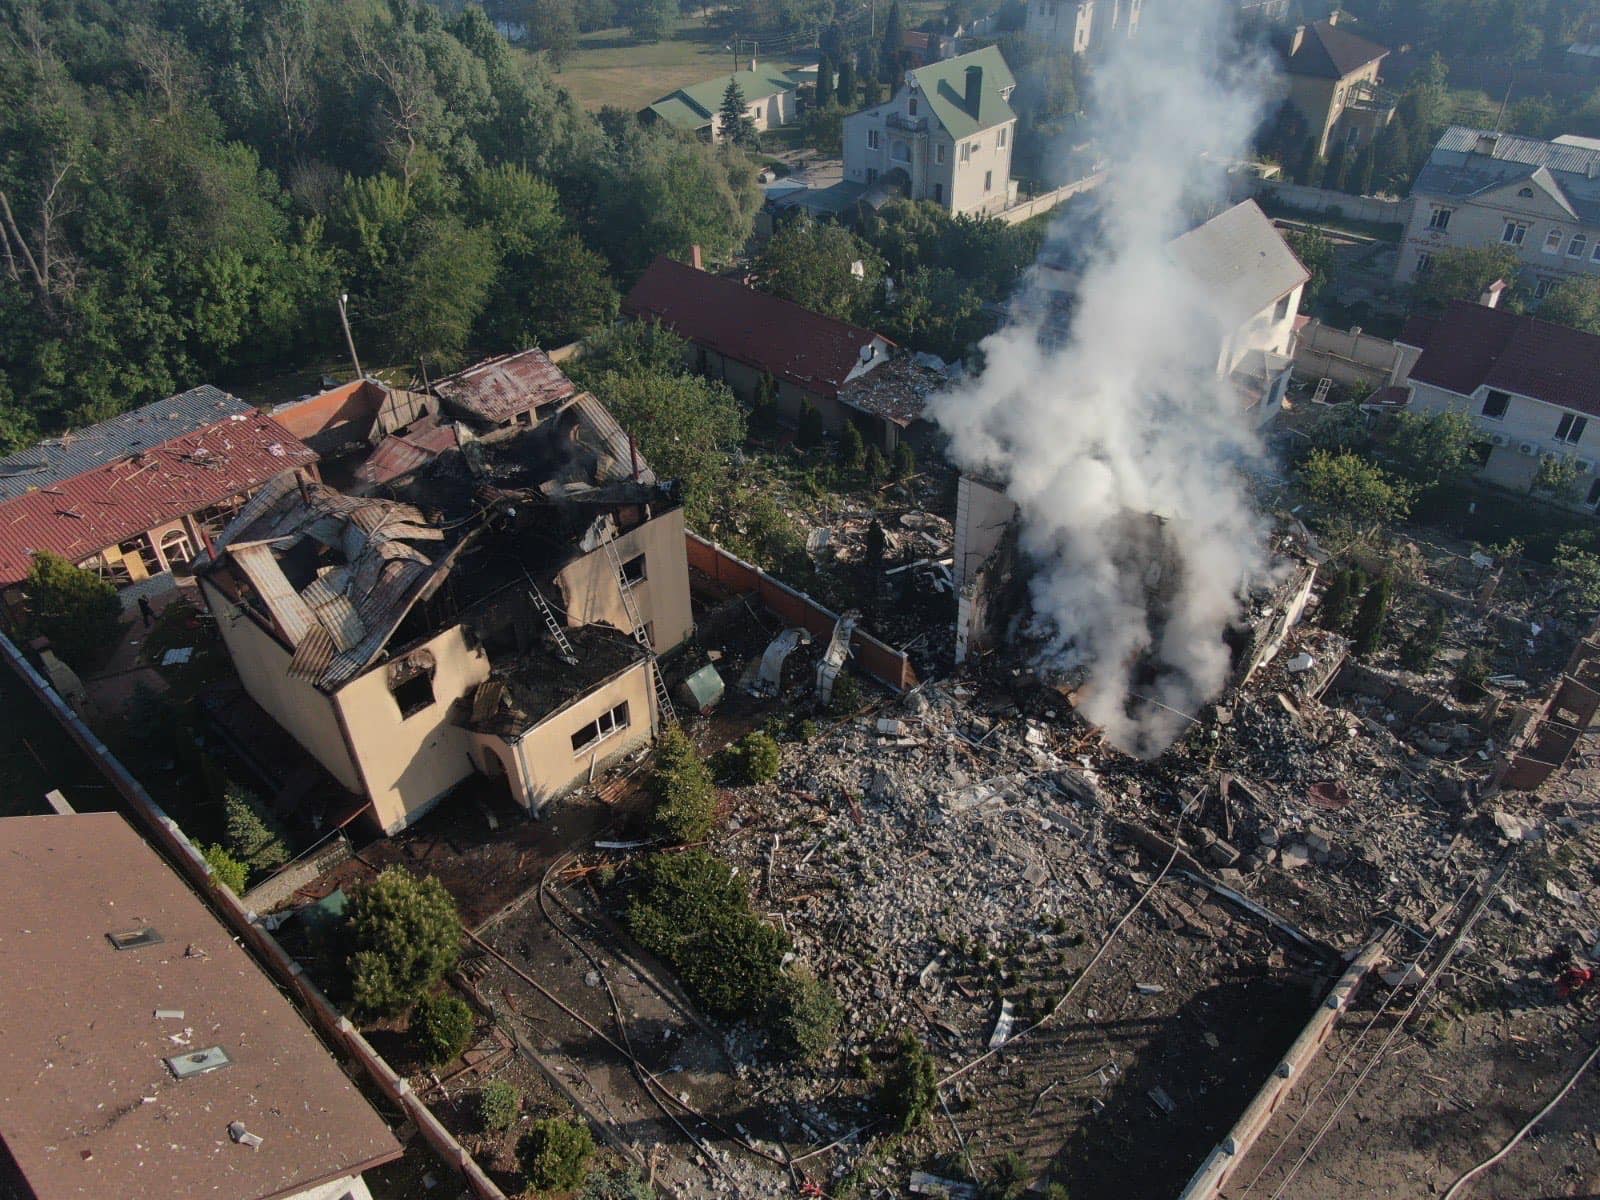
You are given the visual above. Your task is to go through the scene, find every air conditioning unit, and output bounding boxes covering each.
[1519,442,1538,456]
[1490,433,1509,447]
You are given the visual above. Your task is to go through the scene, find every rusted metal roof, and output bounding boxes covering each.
[353,416,460,488]
[0,812,401,1200]
[433,348,576,427]
[0,402,317,586]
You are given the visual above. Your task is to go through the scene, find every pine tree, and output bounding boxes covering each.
[864,445,888,484]
[1350,576,1392,658]
[223,785,288,875]
[837,56,857,109]
[892,440,916,479]
[718,78,757,148]
[345,868,464,1017]
[797,401,825,448]
[1320,569,1355,632]
[1355,140,1378,196]
[815,53,833,108]
[837,418,865,471]
[880,1,903,81]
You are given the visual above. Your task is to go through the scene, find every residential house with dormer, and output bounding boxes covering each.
[1275,15,1391,160]
[842,46,1018,217]
[1024,0,1140,54]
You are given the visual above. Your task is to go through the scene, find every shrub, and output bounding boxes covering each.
[478,1080,521,1133]
[768,966,842,1061]
[987,1152,1028,1200]
[837,419,865,472]
[23,551,121,668]
[520,1117,594,1193]
[720,731,782,785]
[202,844,248,895]
[580,1166,655,1199]
[892,441,916,480]
[1319,566,1365,632]
[864,445,888,484]
[1398,605,1447,672]
[626,849,790,1017]
[752,372,780,432]
[882,1031,938,1133]
[223,785,289,875]
[828,670,863,715]
[1349,576,1392,657]
[649,726,717,844]
[412,992,475,1066]
[796,401,825,448]
[1455,647,1490,702]
[345,867,464,1017]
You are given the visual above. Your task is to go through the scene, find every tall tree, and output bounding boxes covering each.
[815,53,834,108]
[718,77,759,148]
[1411,245,1522,312]
[837,55,857,109]
[622,0,675,42]
[1536,277,1600,335]
[880,1,904,81]
[756,213,885,322]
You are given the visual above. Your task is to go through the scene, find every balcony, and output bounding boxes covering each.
[886,113,929,133]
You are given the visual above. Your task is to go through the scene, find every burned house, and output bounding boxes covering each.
[198,388,690,835]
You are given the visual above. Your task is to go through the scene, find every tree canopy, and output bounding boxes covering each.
[1411,246,1522,312]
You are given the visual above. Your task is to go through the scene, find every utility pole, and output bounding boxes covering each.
[336,293,364,382]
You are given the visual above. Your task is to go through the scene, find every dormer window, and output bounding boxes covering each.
[1519,187,1535,198]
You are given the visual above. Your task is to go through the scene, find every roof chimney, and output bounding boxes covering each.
[1326,10,1339,26]
[1289,24,1306,55]
[691,244,703,271]
[1476,131,1501,157]
[1479,278,1508,308]
[965,64,982,117]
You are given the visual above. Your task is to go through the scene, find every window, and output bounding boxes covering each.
[984,169,992,192]
[387,652,436,719]
[1427,207,1452,231]
[1518,186,1536,198]
[1557,413,1588,444]
[909,97,918,116]
[936,143,946,164]
[1545,228,1564,254]
[620,553,647,587]
[570,701,630,754]
[1274,293,1292,321]
[1415,251,1434,276]
[1591,241,1600,263]
[1588,477,1600,508]
[933,182,943,203]
[1571,234,1589,258]
[867,129,880,150]
[960,141,972,162]
[1536,275,1558,299]
[998,126,1008,148]
[1481,390,1510,420]
[866,167,878,184]
[1502,221,1528,245]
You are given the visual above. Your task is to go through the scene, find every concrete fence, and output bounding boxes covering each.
[1245,179,1410,227]
[1292,317,1411,390]
[0,633,508,1200]
[242,832,354,912]
[1177,942,1385,1200]
[996,170,1107,226]
[686,532,919,692]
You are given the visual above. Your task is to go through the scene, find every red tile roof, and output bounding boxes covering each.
[622,256,892,400]
[1405,300,1600,419]
[0,409,317,585]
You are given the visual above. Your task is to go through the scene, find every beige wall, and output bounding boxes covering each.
[1288,61,1381,160]
[499,661,655,812]
[1293,317,1419,389]
[842,87,1015,216]
[199,577,363,794]
[1397,180,1600,287]
[332,625,491,834]
[555,508,694,654]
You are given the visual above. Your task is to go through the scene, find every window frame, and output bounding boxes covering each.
[1571,234,1589,258]
[1415,251,1434,276]
[1481,390,1511,421]
[867,129,880,150]
[983,169,992,192]
[1502,220,1528,246]
[620,552,647,587]
[1556,412,1588,444]
[1544,228,1564,254]
[1427,206,1452,231]
[570,701,631,756]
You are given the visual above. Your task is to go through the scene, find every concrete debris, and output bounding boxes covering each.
[1379,962,1426,989]
[1135,983,1166,996]
[1286,653,1316,673]
[1148,1086,1177,1115]
[909,1172,980,1199]
[1491,810,1542,843]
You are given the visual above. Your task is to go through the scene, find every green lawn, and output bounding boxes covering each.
[552,13,813,113]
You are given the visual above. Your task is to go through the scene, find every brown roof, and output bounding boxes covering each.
[1405,300,1600,419]
[1278,19,1387,80]
[622,256,892,400]
[433,348,577,427]
[0,406,317,587]
[0,813,400,1200]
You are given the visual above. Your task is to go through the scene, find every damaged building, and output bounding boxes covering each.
[197,379,690,835]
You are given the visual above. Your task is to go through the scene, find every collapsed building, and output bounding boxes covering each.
[198,364,690,835]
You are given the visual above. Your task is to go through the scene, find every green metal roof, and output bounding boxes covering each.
[645,68,802,132]
[909,46,1016,141]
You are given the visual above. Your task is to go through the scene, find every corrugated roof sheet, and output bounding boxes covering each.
[1406,298,1600,419]
[353,416,460,488]
[1170,200,1310,325]
[1415,127,1600,224]
[0,404,317,586]
[622,256,892,399]
[908,45,1016,141]
[433,349,577,427]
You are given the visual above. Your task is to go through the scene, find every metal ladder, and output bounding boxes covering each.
[528,584,578,665]
[599,526,678,727]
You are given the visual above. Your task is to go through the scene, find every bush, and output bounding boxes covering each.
[412,991,475,1066]
[828,670,863,715]
[478,1080,521,1133]
[752,372,781,432]
[892,441,916,480]
[345,867,464,1017]
[797,401,825,448]
[720,731,782,785]
[837,419,865,472]
[202,844,248,895]
[23,551,121,668]
[768,966,842,1061]
[223,785,289,875]
[520,1117,594,1193]
[1349,576,1392,658]
[625,849,790,1018]
[580,1166,655,1200]
[987,1152,1028,1200]
[1319,567,1364,633]
[1398,605,1447,672]
[864,445,888,484]
[649,726,718,843]
[882,1031,938,1133]
[1455,647,1490,702]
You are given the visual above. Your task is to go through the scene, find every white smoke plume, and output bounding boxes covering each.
[929,0,1279,757]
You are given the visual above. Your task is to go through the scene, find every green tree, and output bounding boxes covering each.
[1385,409,1480,489]
[477,1080,521,1133]
[1296,450,1415,538]
[719,731,782,784]
[580,1166,655,1200]
[892,440,916,479]
[344,867,464,1018]
[718,77,759,148]
[837,418,866,472]
[796,400,825,447]
[882,1031,937,1133]
[880,1,904,80]
[1286,226,1335,306]
[1349,576,1392,657]
[1372,114,1413,193]
[223,784,289,875]
[520,1118,595,1192]
[203,843,248,895]
[814,53,834,108]
[1455,646,1490,702]
[836,56,857,108]
[1536,276,1600,335]
[1309,402,1371,453]
[649,726,718,842]
[22,552,121,668]
[1532,453,1583,503]
[1555,539,1600,608]
[411,991,475,1065]
[882,267,990,361]
[1411,245,1522,312]
[756,214,884,322]
[802,104,846,156]
[864,444,888,484]
[1354,139,1378,195]
[1319,566,1365,632]
[1399,605,1447,672]
[768,966,841,1060]
[622,0,675,41]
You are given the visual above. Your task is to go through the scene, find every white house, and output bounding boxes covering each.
[842,46,1019,217]
[1025,0,1141,53]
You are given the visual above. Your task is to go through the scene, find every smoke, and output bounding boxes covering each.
[929,0,1278,757]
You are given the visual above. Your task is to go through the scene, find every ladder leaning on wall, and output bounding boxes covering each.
[597,525,678,729]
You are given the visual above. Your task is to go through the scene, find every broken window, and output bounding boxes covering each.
[570,701,630,754]
[1481,390,1510,420]
[1274,293,1292,321]
[387,650,436,719]
[1556,412,1588,444]
[620,553,647,587]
